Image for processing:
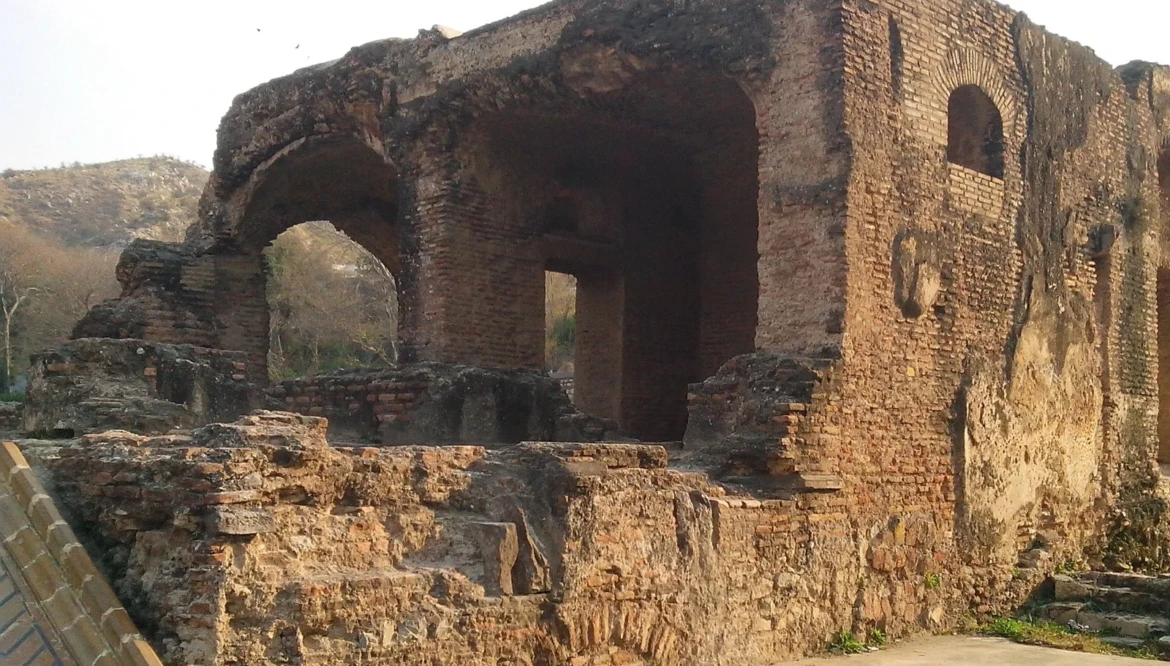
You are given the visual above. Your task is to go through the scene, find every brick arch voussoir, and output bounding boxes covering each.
[214,131,399,255]
[933,50,1021,145]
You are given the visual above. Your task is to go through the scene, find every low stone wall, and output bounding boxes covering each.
[31,411,1046,666]
[24,338,261,436]
[0,402,21,431]
[266,364,623,445]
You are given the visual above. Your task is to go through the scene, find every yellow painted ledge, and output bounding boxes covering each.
[0,441,163,666]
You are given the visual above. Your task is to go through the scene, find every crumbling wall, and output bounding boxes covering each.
[26,0,1170,661]
[0,402,21,431]
[266,363,623,445]
[37,412,969,666]
[73,240,268,381]
[23,339,260,436]
[683,352,843,495]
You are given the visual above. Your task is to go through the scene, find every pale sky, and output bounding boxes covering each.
[1,0,1167,171]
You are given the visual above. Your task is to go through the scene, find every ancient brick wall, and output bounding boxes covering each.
[0,402,21,432]
[38,413,1020,666]
[23,339,259,436]
[748,0,851,357]
[74,241,269,381]
[835,0,1166,582]
[32,0,1170,661]
[266,364,621,445]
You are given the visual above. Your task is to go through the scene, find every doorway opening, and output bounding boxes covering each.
[481,72,759,440]
[227,134,403,382]
[545,270,577,399]
[267,222,398,380]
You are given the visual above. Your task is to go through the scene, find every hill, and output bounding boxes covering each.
[0,156,206,248]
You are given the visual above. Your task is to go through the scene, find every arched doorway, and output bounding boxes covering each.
[219,135,403,382]
[266,221,398,380]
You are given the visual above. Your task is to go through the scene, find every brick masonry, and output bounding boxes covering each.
[265,363,622,445]
[22,339,260,437]
[25,0,1170,663]
[0,403,21,433]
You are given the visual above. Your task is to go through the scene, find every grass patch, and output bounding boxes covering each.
[0,392,23,403]
[828,631,867,655]
[979,616,1159,660]
[829,629,891,655]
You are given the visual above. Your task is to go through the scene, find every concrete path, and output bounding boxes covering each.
[791,635,1152,665]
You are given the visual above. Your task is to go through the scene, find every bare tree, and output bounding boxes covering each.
[545,272,577,372]
[0,222,119,389]
[0,223,45,389]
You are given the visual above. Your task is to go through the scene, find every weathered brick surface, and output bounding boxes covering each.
[31,414,887,666]
[265,363,623,445]
[0,402,21,432]
[73,242,269,382]
[23,340,259,436]
[24,0,1170,662]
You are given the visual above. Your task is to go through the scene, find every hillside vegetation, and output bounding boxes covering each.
[0,156,204,247]
[266,222,400,380]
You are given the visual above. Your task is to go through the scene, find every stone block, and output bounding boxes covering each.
[206,507,276,536]
[1040,601,1082,624]
[469,522,518,596]
[510,509,552,594]
[1051,574,1089,601]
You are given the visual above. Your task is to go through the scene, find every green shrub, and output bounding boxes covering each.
[828,631,867,654]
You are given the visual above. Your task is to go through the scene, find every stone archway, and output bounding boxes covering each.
[209,134,404,382]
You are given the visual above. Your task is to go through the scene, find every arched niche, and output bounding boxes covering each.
[947,85,1005,179]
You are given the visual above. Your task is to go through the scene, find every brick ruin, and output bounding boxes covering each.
[9,0,1170,663]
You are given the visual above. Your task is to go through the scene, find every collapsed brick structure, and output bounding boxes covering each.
[16,0,1170,663]
[23,339,258,437]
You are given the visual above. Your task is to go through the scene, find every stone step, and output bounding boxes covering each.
[1039,601,1170,638]
[1054,573,1170,616]
[1078,571,1170,598]
[1100,635,1147,650]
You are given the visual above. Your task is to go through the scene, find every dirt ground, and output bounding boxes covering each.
[790,635,1154,665]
